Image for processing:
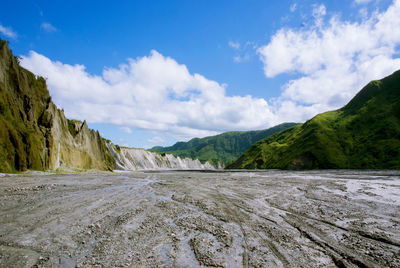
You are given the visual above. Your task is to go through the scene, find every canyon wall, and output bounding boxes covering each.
[108,145,215,171]
[0,40,115,172]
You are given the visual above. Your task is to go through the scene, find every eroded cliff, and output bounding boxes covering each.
[0,40,115,172]
[108,145,215,170]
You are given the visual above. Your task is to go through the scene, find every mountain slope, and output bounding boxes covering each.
[228,70,400,169]
[151,123,298,165]
[0,39,115,172]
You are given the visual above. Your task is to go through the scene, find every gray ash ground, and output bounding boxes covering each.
[0,170,399,267]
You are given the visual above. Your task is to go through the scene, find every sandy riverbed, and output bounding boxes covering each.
[0,170,399,267]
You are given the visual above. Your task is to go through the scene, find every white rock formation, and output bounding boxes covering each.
[107,145,215,171]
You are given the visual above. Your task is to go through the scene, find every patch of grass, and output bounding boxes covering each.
[67,119,82,137]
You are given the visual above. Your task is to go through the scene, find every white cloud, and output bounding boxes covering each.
[290,3,297,12]
[233,54,250,63]
[312,4,327,27]
[19,1,400,142]
[233,56,242,63]
[0,24,17,39]
[359,7,368,18]
[21,50,277,140]
[312,4,326,18]
[231,41,255,63]
[120,127,132,134]
[40,22,57,33]
[355,0,373,4]
[258,0,400,113]
[228,41,240,49]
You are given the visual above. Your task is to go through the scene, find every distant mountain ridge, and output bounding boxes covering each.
[151,123,298,165]
[228,70,400,169]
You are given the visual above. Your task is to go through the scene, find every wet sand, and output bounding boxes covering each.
[0,170,399,267]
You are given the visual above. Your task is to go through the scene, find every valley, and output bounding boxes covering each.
[1,170,399,267]
[1,1,400,267]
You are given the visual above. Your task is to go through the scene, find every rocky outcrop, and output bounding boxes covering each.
[0,39,115,172]
[0,39,215,173]
[108,145,215,170]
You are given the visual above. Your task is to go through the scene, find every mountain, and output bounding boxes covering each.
[151,123,298,166]
[228,70,400,169]
[0,39,115,172]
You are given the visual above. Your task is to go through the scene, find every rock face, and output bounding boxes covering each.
[0,39,220,173]
[108,145,215,170]
[0,40,115,172]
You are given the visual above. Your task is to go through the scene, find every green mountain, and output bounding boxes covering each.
[0,40,115,172]
[228,70,400,170]
[151,123,298,165]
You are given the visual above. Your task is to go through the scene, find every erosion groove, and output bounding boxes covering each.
[0,170,399,267]
[267,200,400,251]
[214,186,250,268]
[283,214,375,268]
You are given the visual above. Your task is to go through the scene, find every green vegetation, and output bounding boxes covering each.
[103,138,121,153]
[228,70,400,169]
[151,123,298,165]
[0,40,50,172]
[0,39,115,172]
[67,119,82,137]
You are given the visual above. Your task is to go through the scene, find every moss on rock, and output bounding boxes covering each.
[0,39,115,172]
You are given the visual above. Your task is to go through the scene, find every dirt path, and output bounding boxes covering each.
[0,170,399,267]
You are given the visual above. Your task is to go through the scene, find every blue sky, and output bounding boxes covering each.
[1,0,399,148]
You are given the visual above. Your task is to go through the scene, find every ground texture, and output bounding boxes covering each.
[0,170,399,267]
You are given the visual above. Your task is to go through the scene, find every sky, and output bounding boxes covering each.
[1,0,400,148]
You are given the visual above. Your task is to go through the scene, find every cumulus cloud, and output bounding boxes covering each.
[230,41,255,63]
[120,127,132,134]
[233,56,242,63]
[40,22,57,33]
[290,3,297,12]
[21,50,277,139]
[228,41,240,49]
[258,0,400,113]
[0,24,17,39]
[312,4,326,27]
[20,1,400,141]
[354,0,373,4]
[233,54,250,63]
[312,4,326,18]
